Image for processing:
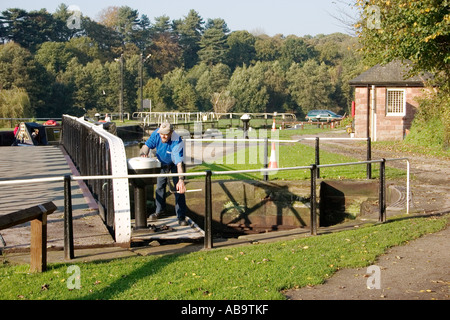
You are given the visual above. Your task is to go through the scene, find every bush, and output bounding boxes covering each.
[406,83,450,151]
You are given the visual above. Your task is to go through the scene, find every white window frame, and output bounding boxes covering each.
[386,88,406,116]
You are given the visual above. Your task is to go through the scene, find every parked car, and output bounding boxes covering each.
[305,110,343,122]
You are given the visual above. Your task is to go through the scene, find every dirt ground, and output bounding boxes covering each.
[284,129,449,300]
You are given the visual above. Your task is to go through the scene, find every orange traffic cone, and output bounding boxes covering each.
[272,118,276,131]
[268,142,278,169]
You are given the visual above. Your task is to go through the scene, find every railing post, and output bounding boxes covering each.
[204,170,213,249]
[263,137,268,181]
[315,137,320,179]
[367,137,372,179]
[30,213,47,272]
[379,159,386,222]
[64,175,74,259]
[310,164,318,235]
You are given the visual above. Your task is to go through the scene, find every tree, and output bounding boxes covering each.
[35,42,75,76]
[0,87,32,119]
[148,32,182,78]
[0,42,51,116]
[254,35,282,62]
[53,3,79,40]
[195,63,231,111]
[211,90,236,114]
[96,6,120,29]
[143,77,166,111]
[0,8,63,52]
[354,0,449,78]
[279,36,317,70]
[173,10,204,69]
[161,68,198,111]
[116,6,140,45]
[287,60,335,113]
[226,30,256,69]
[228,62,268,113]
[261,61,294,113]
[82,16,123,59]
[65,36,102,64]
[198,18,230,65]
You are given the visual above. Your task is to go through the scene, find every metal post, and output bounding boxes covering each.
[64,175,74,260]
[119,54,124,122]
[379,159,386,222]
[367,137,372,179]
[263,137,268,182]
[310,164,317,235]
[139,53,143,113]
[204,170,213,249]
[315,137,320,179]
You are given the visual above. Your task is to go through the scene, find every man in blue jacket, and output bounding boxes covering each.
[140,121,188,226]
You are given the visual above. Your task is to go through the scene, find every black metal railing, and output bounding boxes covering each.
[62,116,114,231]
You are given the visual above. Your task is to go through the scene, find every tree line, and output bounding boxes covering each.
[0,4,365,119]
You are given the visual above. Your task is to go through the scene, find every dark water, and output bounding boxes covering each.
[124,141,142,159]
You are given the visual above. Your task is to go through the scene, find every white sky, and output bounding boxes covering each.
[0,0,358,37]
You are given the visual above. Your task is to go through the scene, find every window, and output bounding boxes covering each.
[386,89,406,116]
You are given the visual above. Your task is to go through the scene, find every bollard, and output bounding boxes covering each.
[134,185,147,229]
[204,170,213,249]
[64,175,74,260]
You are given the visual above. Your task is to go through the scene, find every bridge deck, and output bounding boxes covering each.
[0,146,114,250]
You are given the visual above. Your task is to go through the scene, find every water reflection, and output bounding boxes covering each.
[125,141,141,159]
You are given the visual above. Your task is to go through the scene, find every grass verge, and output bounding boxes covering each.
[0,215,447,300]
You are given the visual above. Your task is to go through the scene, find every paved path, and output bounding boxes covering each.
[0,146,114,250]
[285,223,449,300]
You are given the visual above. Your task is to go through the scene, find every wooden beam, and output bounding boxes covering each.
[0,202,57,273]
[0,202,57,230]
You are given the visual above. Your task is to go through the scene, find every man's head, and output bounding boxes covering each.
[158,121,173,143]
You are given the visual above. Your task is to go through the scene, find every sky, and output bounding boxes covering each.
[0,0,358,37]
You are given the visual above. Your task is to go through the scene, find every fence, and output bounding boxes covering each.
[61,115,131,244]
[0,157,410,257]
[185,136,374,180]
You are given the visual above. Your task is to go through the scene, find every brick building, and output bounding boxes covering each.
[349,60,432,141]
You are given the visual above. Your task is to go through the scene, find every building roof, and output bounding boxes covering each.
[349,60,433,86]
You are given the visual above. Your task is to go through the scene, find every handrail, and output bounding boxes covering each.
[0,157,410,252]
[0,202,57,272]
[61,115,131,244]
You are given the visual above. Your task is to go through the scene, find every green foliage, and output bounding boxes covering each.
[354,0,449,78]
[406,83,450,151]
[0,87,32,119]
[198,18,230,66]
[228,62,269,113]
[288,60,335,113]
[0,6,363,117]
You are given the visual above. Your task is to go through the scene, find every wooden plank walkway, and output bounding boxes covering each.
[0,146,114,250]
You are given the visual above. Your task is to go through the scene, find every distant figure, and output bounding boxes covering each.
[32,129,42,145]
[11,124,20,146]
[105,113,111,122]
